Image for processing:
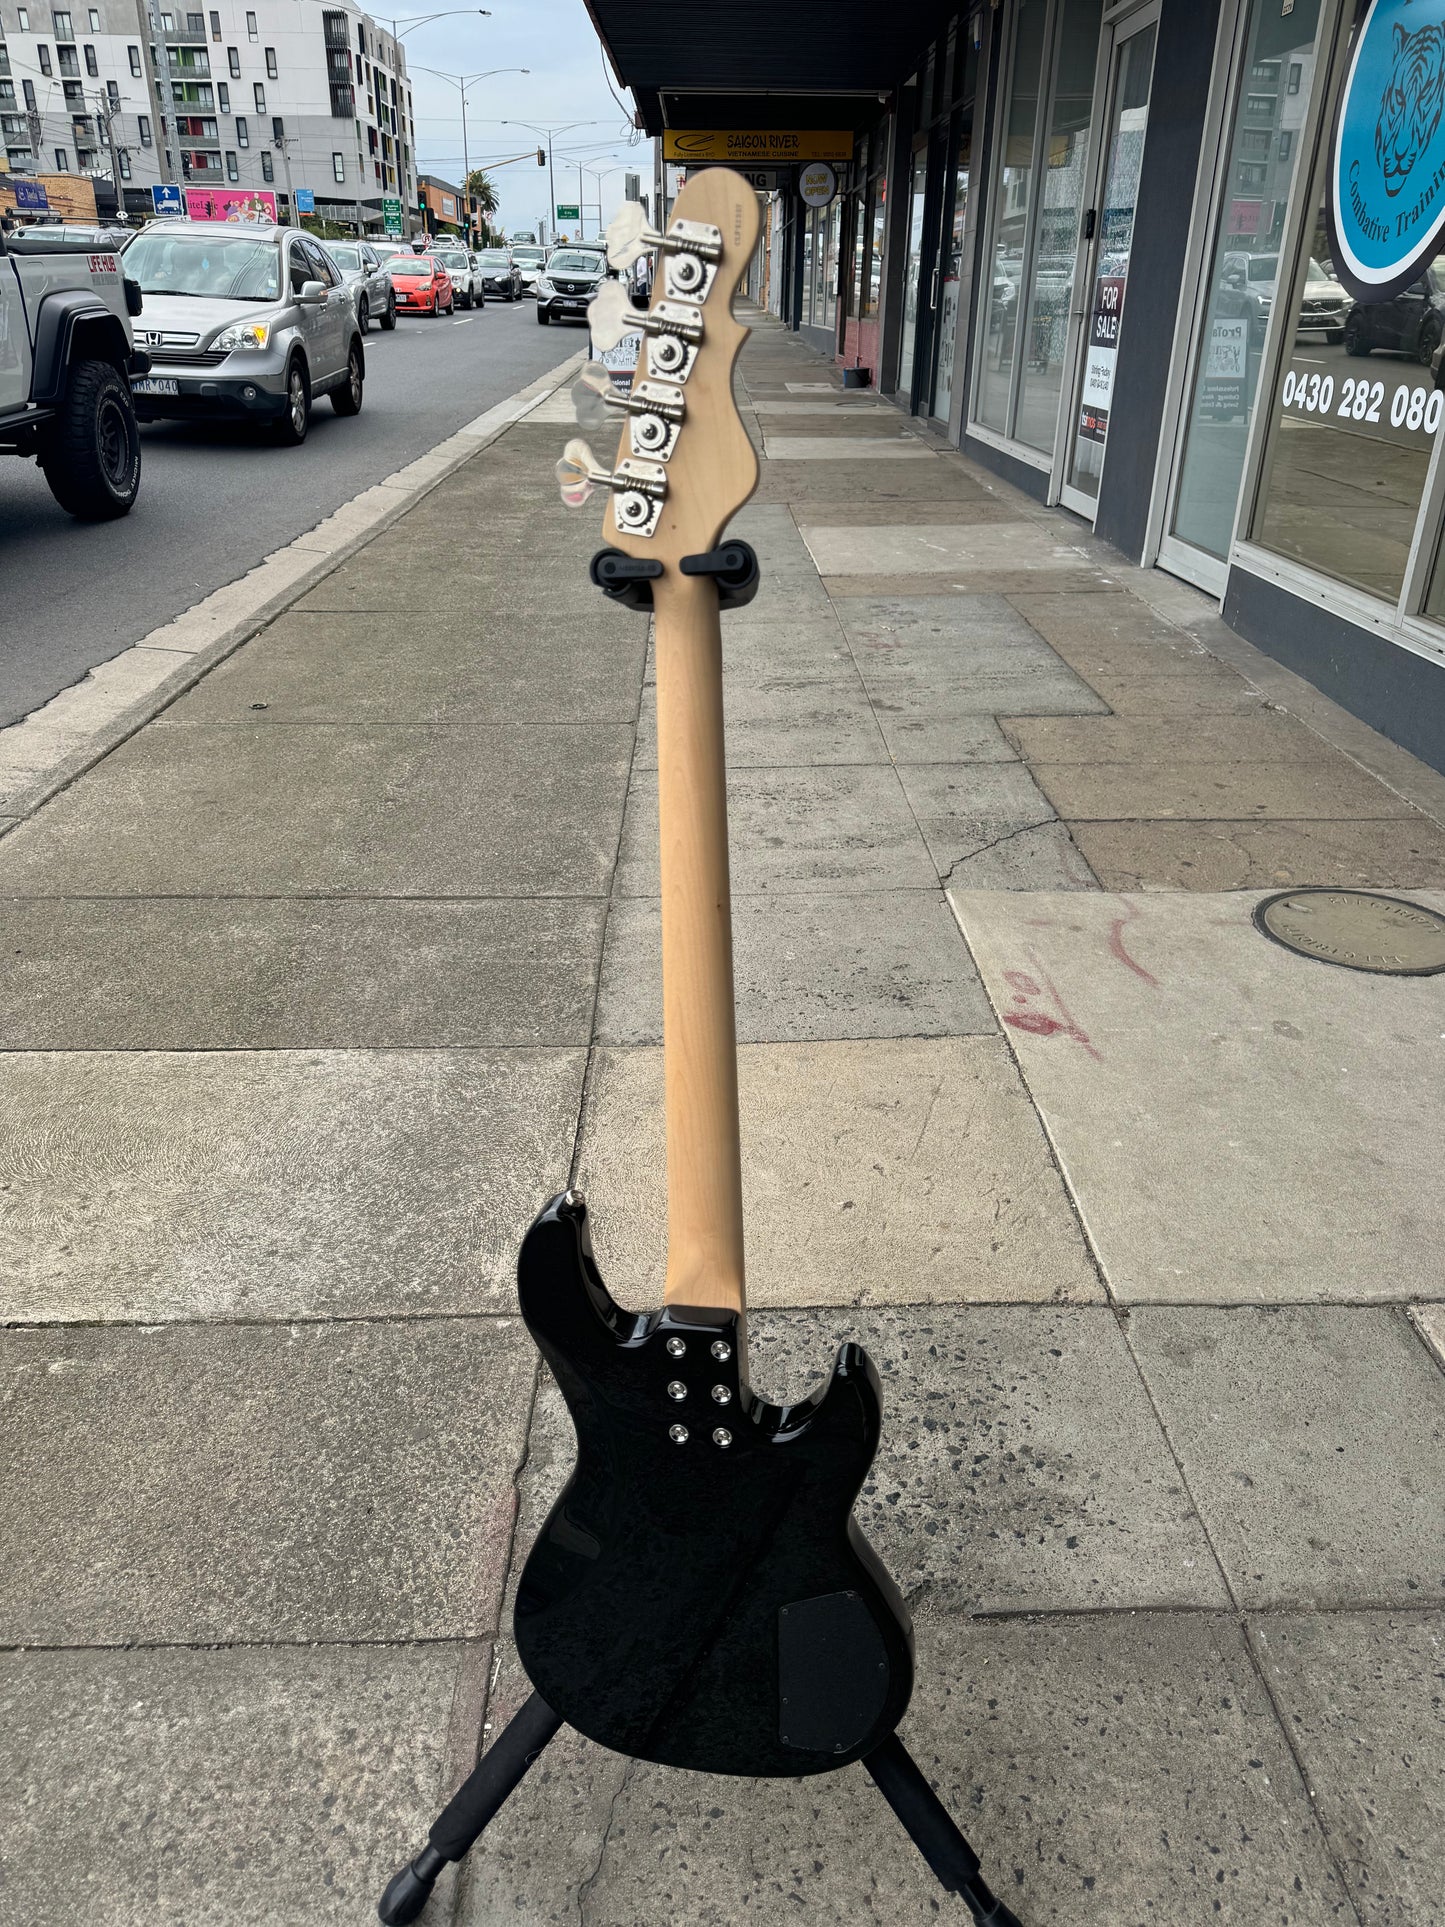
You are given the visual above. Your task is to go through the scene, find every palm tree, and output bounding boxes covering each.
[465,168,499,244]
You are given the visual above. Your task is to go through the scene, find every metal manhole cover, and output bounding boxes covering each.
[1254,889,1445,975]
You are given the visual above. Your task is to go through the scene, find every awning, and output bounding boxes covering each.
[583,0,958,136]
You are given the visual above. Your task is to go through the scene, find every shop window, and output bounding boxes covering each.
[1250,143,1432,602]
[1013,0,1104,454]
[974,0,1047,433]
[1167,0,1322,570]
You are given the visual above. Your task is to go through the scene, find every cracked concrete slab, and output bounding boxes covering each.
[0,1317,533,1643]
[596,890,995,1044]
[0,1642,475,1927]
[800,522,1098,576]
[575,1039,1102,1309]
[950,888,1445,1303]
[0,1048,584,1321]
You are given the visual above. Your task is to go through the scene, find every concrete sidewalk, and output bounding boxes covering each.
[2,315,1443,1927]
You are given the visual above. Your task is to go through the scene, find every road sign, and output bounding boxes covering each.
[15,179,50,211]
[555,203,580,221]
[382,195,403,237]
[294,187,315,215]
[150,182,182,216]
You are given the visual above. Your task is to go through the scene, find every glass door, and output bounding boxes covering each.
[895,147,930,395]
[930,117,972,422]
[1061,7,1159,515]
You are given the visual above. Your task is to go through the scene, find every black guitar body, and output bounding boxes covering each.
[513,1191,915,1777]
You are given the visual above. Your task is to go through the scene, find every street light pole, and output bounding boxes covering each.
[417,67,527,244]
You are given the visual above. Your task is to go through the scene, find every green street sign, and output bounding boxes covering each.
[382,195,403,237]
[555,203,580,221]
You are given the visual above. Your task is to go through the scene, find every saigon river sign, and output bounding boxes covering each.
[1329,0,1445,301]
[662,130,853,165]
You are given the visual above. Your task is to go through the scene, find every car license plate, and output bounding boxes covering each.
[132,377,179,396]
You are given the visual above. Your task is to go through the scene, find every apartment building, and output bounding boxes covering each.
[0,0,416,229]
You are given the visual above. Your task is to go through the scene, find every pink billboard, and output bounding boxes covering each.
[183,188,278,224]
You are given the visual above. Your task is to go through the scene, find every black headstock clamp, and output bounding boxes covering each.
[589,540,760,616]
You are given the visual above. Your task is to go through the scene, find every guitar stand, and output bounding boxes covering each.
[378,1692,1023,1927]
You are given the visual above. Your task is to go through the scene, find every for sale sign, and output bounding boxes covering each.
[1078,275,1125,444]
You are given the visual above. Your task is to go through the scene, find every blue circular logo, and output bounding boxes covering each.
[1330,0,1445,299]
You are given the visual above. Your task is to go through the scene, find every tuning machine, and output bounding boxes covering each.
[605,202,723,304]
[555,436,667,538]
[573,361,684,461]
[589,282,703,383]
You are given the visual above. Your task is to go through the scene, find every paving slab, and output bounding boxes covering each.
[596,889,995,1044]
[636,675,885,768]
[0,1048,584,1321]
[923,817,1100,889]
[950,888,1445,1303]
[0,897,606,1049]
[1411,1302,1445,1366]
[0,722,632,898]
[511,1303,1225,1621]
[753,462,988,503]
[801,521,1097,577]
[0,1642,472,1927]
[648,616,858,686]
[761,416,929,439]
[874,709,1036,764]
[575,1038,1102,1310]
[1003,713,1340,764]
[1007,589,1232,670]
[615,765,939,897]
[834,596,1109,717]
[1072,816,1445,890]
[1129,1306,1445,1610]
[764,437,937,462]
[1082,668,1270,714]
[1032,756,1422,822]
[1251,1611,1445,1926]
[822,566,1122,598]
[169,606,646,725]
[0,1317,533,1643]
[463,1616,1348,1926]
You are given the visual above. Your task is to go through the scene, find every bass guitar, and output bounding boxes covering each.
[379,167,1021,1927]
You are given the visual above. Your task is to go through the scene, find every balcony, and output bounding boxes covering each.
[168,49,210,77]
[322,11,349,52]
[329,80,354,119]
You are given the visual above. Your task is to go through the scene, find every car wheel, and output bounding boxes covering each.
[537,307,550,324]
[1343,313,1371,358]
[272,359,311,445]
[39,356,141,520]
[331,340,364,417]
[358,296,370,333]
[1418,321,1441,367]
[381,294,397,331]
[1327,329,1344,345]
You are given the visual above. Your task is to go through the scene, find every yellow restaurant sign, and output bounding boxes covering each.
[662,129,854,165]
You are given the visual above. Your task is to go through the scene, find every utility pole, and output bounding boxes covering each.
[276,133,295,220]
[135,0,177,186]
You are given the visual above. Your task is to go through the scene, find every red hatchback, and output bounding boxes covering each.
[387,252,454,317]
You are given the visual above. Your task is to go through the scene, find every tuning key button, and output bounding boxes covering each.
[665,1336,687,1358]
[666,1380,687,1402]
[711,1384,733,1405]
[710,1340,732,1362]
[669,1424,689,1445]
[712,1428,733,1450]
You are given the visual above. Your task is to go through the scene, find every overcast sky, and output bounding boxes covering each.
[395,0,646,240]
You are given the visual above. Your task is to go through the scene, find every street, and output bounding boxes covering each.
[0,299,578,727]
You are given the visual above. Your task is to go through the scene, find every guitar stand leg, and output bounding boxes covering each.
[377,1692,563,1925]
[863,1734,1023,1927]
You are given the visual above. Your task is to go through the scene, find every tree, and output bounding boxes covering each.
[465,167,499,243]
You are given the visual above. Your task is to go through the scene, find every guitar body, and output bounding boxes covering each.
[513,1192,915,1777]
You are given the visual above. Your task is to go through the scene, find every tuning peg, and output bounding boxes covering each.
[555,436,609,508]
[572,360,619,431]
[604,202,723,275]
[554,436,668,536]
[588,280,648,352]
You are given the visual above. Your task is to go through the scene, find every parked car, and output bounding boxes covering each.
[1344,257,1445,362]
[512,244,547,295]
[535,246,613,324]
[1218,251,1278,344]
[119,221,363,445]
[372,239,415,263]
[321,239,397,333]
[476,247,522,302]
[431,243,482,308]
[0,221,146,517]
[386,251,454,318]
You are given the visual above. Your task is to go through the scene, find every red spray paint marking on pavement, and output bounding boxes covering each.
[1000,959,1103,1061]
[1107,900,1160,988]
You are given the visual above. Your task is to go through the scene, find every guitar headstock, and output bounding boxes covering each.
[554,169,761,567]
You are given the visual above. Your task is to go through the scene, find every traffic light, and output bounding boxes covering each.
[537,147,546,167]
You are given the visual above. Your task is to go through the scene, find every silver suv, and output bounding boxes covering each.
[121,221,364,445]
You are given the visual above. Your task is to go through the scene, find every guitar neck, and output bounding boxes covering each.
[653,567,746,1315]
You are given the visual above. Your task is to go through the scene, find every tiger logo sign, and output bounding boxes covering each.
[1330,0,1445,302]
